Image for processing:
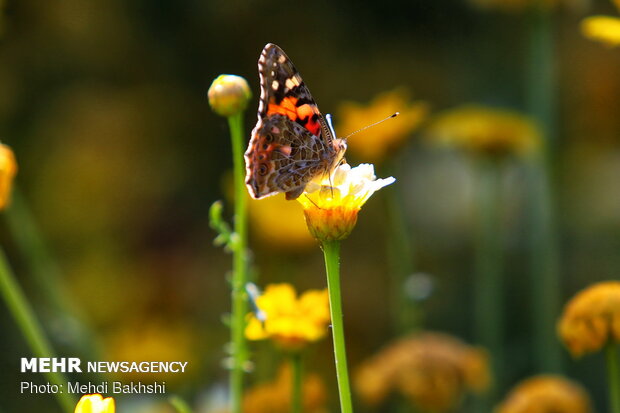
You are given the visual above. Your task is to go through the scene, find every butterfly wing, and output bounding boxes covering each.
[245,43,337,200]
[246,114,330,200]
[258,43,331,139]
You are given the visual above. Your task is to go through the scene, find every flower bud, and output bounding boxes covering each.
[0,143,17,210]
[303,204,360,242]
[208,74,252,117]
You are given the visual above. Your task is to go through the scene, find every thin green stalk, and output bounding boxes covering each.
[228,112,249,413]
[473,160,504,403]
[4,190,68,314]
[526,3,555,148]
[4,189,98,357]
[322,240,353,413]
[0,247,75,413]
[606,342,620,413]
[525,2,562,374]
[383,162,420,334]
[291,352,303,413]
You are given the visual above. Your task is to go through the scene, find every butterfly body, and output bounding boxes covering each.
[245,43,346,200]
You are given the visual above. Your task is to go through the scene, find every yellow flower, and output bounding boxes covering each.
[425,105,541,158]
[243,363,327,413]
[104,320,196,384]
[297,163,395,241]
[354,332,490,412]
[248,193,315,250]
[74,394,115,413]
[580,0,620,47]
[222,171,315,250]
[581,16,620,47]
[208,74,252,117]
[557,281,620,357]
[245,283,330,350]
[0,143,17,210]
[337,89,429,164]
[495,375,593,413]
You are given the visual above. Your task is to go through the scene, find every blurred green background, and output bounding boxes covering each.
[1,0,620,412]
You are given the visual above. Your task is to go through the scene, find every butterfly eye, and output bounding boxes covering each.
[258,163,269,176]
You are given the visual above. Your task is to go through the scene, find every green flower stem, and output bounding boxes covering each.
[4,190,68,314]
[0,247,75,413]
[473,160,504,403]
[525,2,562,374]
[322,240,353,413]
[291,352,303,413]
[383,162,420,334]
[227,112,249,413]
[4,189,98,357]
[607,342,620,413]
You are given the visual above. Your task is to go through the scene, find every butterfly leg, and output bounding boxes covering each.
[284,187,305,200]
[303,193,322,210]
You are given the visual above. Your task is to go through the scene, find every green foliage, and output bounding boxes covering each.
[209,200,237,252]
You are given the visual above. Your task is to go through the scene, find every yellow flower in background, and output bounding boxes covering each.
[297,163,395,241]
[222,171,314,251]
[581,0,620,47]
[245,284,330,350]
[557,281,620,357]
[104,320,196,384]
[243,363,327,413]
[337,89,429,164]
[425,105,541,158]
[355,332,490,412]
[74,394,115,413]
[495,375,593,413]
[582,16,620,47]
[248,193,315,250]
[0,143,17,210]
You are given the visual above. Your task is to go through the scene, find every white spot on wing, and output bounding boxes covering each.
[271,80,279,90]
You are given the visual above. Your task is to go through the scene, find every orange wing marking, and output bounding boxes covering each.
[267,97,321,136]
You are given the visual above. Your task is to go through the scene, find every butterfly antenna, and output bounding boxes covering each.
[344,112,400,139]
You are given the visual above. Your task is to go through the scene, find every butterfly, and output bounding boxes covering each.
[244,43,347,200]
